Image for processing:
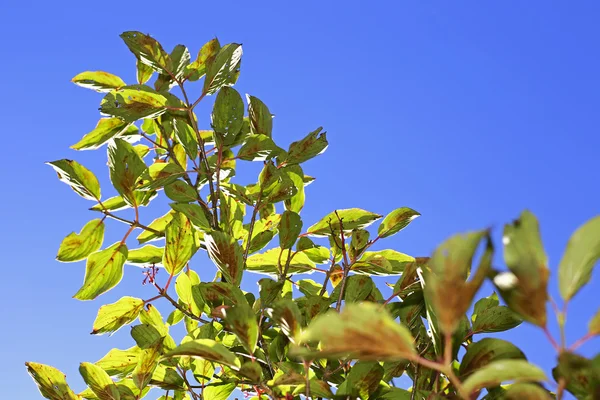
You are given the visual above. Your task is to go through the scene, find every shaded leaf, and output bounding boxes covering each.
[57,219,105,262]
[279,210,302,249]
[267,299,302,343]
[471,293,523,334]
[237,134,280,161]
[459,338,526,380]
[203,43,242,95]
[73,243,128,300]
[285,127,328,164]
[336,361,383,399]
[121,31,171,73]
[247,95,272,137]
[165,180,198,203]
[204,231,244,285]
[212,87,244,146]
[462,360,546,396]
[218,304,258,354]
[108,138,148,207]
[170,203,212,231]
[100,85,167,123]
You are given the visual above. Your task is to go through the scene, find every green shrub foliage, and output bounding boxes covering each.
[29,32,600,400]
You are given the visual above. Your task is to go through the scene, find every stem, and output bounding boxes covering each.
[98,210,163,237]
[570,332,593,351]
[556,377,566,400]
[154,282,211,324]
[334,211,350,312]
[409,355,467,399]
[243,194,262,262]
[543,326,561,352]
[444,331,453,366]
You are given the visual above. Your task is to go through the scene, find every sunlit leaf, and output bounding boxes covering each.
[246,248,316,276]
[25,362,78,400]
[237,134,280,161]
[79,362,120,400]
[170,203,212,232]
[73,243,128,300]
[95,347,141,378]
[285,127,328,164]
[121,31,171,74]
[307,208,382,237]
[164,339,241,369]
[203,43,242,95]
[72,71,126,92]
[57,219,105,262]
[47,159,101,201]
[204,231,243,285]
[100,85,167,123]
[137,211,173,244]
[247,95,272,137]
[126,245,163,267]
[462,360,546,396]
[71,118,135,151]
[92,296,145,335]
[378,207,420,239]
[186,38,220,81]
[108,138,148,207]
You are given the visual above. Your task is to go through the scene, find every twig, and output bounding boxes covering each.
[153,282,211,324]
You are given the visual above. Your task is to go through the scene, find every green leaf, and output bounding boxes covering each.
[471,293,523,334]
[237,134,280,161]
[258,278,284,306]
[282,165,306,213]
[186,38,220,81]
[589,308,600,335]
[353,250,415,276]
[136,58,153,85]
[296,302,415,360]
[495,210,549,327]
[120,31,171,74]
[196,282,247,310]
[339,275,375,303]
[137,211,173,244]
[132,342,162,391]
[503,383,553,400]
[25,362,78,400]
[459,338,526,380]
[203,43,242,95]
[79,362,120,400]
[336,361,383,399]
[47,159,101,200]
[239,362,262,383]
[92,296,144,335]
[149,364,185,390]
[293,379,334,399]
[462,360,547,396]
[203,379,236,400]
[126,245,163,267]
[552,351,599,399]
[164,339,241,369]
[279,210,302,249]
[285,127,328,164]
[137,162,185,191]
[73,243,128,300]
[170,203,212,231]
[267,299,302,343]
[218,304,258,354]
[247,95,273,137]
[90,196,128,212]
[72,71,126,92]
[307,208,382,237]
[131,324,164,349]
[100,85,167,123]
[558,215,600,301]
[423,230,493,334]
[212,87,244,146]
[95,347,141,377]
[204,231,244,286]
[169,117,199,160]
[71,118,134,151]
[163,212,194,276]
[168,44,190,81]
[57,219,105,262]
[108,138,148,207]
[247,248,316,276]
[165,180,198,203]
[378,207,420,238]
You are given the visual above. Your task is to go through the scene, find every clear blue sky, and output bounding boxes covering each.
[2,1,599,399]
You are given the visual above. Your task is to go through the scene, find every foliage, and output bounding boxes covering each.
[29,32,600,400]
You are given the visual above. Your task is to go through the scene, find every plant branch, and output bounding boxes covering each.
[153,282,211,324]
[243,194,262,262]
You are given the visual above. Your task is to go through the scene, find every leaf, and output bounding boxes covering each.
[247,95,273,137]
[73,243,128,300]
[459,338,526,380]
[72,71,126,92]
[282,165,306,213]
[378,207,420,238]
[203,379,236,400]
[339,275,375,303]
[108,138,148,207]
[471,293,523,334]
[218,304,258,354]
[237,134,280,161]
[558,215,600,301]
[95,347,141,377]
[132,342,162,391]
[131,324,164,349]
[100,85,167,123]
[353,250,416,276]
[495,210,549,327]
[285,127,328,164]
[307,208,382,237]
[267,299,302,343]
[71,118,134,151]
[423,230,493,334]
[149,364,185,390]
[165,180,198,203]
[462,360,547,395]
[204,231,243,285]
[246,248,316,276]
[295,302,415,360]
[91,296,144,336]
[336,361,384,399]
[90,196,128,212]
[121,31,171,74]
[164,339,241,369]
[170,203,212,231]
[503,383,553,400]
[47,159,101,200]
[203,43,242,95]
[279,210,302,249]
[162,212,194,276]
[169,117,199,160]
[552,351,600,399]
[57,219,105,262]
[126,245,163,267]
[137,212,173,244]
[196,282,247,309]
[136,58,153,85]
[186,38,220,81]
[590,308,600,335]
[212,87,244,146]
[168,44,190,81]
[25,362,78,400]
[137,162,185,191]
[79,362,120,400]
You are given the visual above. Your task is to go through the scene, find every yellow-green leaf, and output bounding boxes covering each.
[73,243,128,301]
[47,159,101,200]
[57,219,105,262]
[79,362,120,400]
[163,212,194,275]
[71,118,134,151]
[95,347,141,377]
[204,231,244,285]
[307,208,382,237]
[462,359,547,396]
[203,43,242,95]
[100,85,167,123]
[378,207,420,238]
[92,296,145,335]
[186,38,221,81]
[25,362,78,400]
[164,339,241,370]
[72,71,126,92]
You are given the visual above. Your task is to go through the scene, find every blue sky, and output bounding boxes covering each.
[1,1,599,399]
